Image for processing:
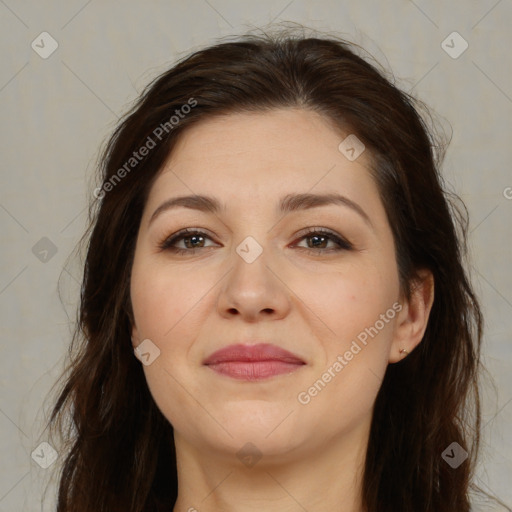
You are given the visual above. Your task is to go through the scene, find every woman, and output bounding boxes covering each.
[45,26,502,511]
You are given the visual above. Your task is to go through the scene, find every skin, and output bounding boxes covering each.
[130,108,434,512]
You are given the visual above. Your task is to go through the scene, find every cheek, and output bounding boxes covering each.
[293,266,398,420]
[130,259,208,340]
[295,279,396,432]
[130,261,209,431]
[294,263,398,347]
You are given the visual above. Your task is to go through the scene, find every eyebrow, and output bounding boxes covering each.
[148,192,373,229]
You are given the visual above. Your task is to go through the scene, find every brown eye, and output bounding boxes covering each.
[293,228,353,254]
[158,229,216,254]
[159,227,353,256]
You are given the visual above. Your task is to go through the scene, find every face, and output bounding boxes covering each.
[130,108,404,461]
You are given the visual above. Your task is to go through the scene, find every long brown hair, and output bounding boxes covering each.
[44,25,496,511]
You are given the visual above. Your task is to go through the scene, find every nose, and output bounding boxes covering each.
[216,243,291,322]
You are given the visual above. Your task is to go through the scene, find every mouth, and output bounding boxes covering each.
[203,343,306,381]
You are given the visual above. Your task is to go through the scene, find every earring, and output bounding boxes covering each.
[399,348,409,357]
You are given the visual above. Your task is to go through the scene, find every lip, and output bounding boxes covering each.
[203,343,305,381]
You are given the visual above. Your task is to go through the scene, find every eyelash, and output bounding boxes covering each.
[157,227,353,256]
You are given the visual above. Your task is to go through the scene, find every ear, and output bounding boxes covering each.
[389,269,435,363]
[131,323,140,349]
[126,299,140,349]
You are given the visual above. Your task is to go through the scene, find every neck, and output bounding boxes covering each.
[172,418,370,512]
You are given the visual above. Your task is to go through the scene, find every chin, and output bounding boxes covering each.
[212,404,306,452]
[205,427,306,467]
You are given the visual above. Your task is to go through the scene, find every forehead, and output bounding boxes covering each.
[144,108,381,217]
[166,108,363,169]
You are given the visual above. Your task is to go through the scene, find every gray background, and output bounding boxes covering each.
[0,1,511,510]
